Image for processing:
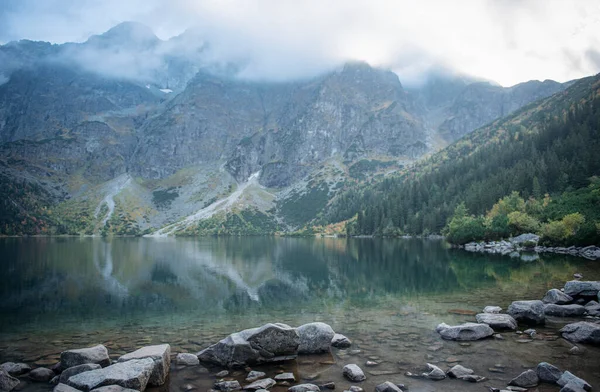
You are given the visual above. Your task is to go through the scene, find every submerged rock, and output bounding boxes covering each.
[331,334,351,348]
[1,363,31,377]
[343,364,366,382]
[422,363,445,381]
[544,304,586,317]
[29,368,55,382]
[536,362,562,383]
[288,384,320,392]
[214,381,241,392]
[296,322,335,354]
[0,368,20,392]
[560,322,600,345]
[198,323,299,368]
[59,364,102,384]
[435,322,494,340]
[475,313,517,330]
[483,306,502,314]
[61,345,111,369]
[542,289,573,305]
[118,344,171,386]
[447,365,474,378]
[509,369,539,388]
[66,358,154,392]
[176,353,199,366]
[507,300,545,325]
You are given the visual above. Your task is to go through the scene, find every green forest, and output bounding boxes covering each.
[324,75,600,245]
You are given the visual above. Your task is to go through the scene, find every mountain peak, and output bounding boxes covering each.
[87,21,159,47]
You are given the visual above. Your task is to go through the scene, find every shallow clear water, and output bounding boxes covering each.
[1,237,599,392]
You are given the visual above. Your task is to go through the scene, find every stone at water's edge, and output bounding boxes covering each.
[375,381,402,392]
[0,368,20,392]
[296,322,335,354]
[560,322,600,345]
[343,364,366,382]
[59,364,102,384]
[244,378,276,390]
[483,306,502,314]
[1,362,31,377]
[274,373,295,382]
[536,362,562,384]
[331,334,352,348]
[557,371,592,391]
[66,358,155,392]
[435,322,494,340]
[288,384,320,392]
[28,367,55,382]
[509,369,539,388]
[61,345,111,369]
[214,381,241,392]
[54,383,82,392]
[197,323,299,368]
[475,313,517,330]
[447,365,474,378]
[564,281,600,297]
[423,363,445,380]
[118,344,170,387]
[245,370,266,382]
[543,304,586,317]
[90,386,140,392]
[176,353,199,366]
[542,289,573,304]
[507,300,545,325]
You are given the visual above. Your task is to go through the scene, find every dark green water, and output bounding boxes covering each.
[1,237,599,392]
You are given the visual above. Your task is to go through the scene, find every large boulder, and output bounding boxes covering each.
[536,362,562,384]
[118,344,170,386]
[564,281,600,298]
[544,304,586,317]
[0,368,20,392]
[435,323,494,340]
[557,371,592,391]
[60,364,102,384]
[509,369,539,388]
[296,322,335,354]
[66,358,154,392]
[475,313,517,330]
[331,334,351,348]
[61,345,111,369]
[342,364,366,382]
[560,322,600,345]
[1,363,31,377]
[542,289,573,305]
[507,300,545,325]
[197,323,299,368]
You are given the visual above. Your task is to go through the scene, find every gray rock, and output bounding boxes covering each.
[483,306,502,314]
[288,384,320,392]
[215,381,242,392]
[296,322,335,354]
[1,363,31,377]
[244,378,275,390]
[54,383,82,392]
[536,362,562,384]
[342,364,365,382]
[543,289,573,304]
[557,371,591,391]
[564,281,600,298]
[91,386,139,392]
[29,368,55,382]
[422,363,445,381]
[331,334,351,348]
[447,365,474,378]
[66,358,154,392]
[505,387,527,392]
[245,371,266,382]
[374,382,402,392]
[51,376,60,385]
[215,371,229,378]
[274,373,295,382]
[475,313,517,330]
[458,375,486,382]
[510,233,539,244]
[560,322,600,345]
[435,322,494,340]
[544,304,586,317]
[60,364,102,384]
[560,381,587,392]
[198,323,299,368]
[61,345,111,369]
[509,369,539,388]
[176,353,199,366]
[319,382,335,390]
[0,369,20,392]
[118,344,171,386]
[507,300,545,325]
[348,387,363,392]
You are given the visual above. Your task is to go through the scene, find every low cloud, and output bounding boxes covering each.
[1,0,599,86]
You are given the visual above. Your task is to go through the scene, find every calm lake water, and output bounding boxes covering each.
[1,237,599,392]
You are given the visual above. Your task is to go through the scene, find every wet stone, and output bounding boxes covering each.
[274,373,295,382]
[244,378,276,390]
[536,362,562,383]
[319,382,335,390]
[374,382,402,392]
[29,368,55,382]
[215,381,242,392]
[509,369,539,388]
[215,371,229,378]
[288,384,320,392]
[423,363,445,381]
[342,365,365,382]
[245,371,266,382]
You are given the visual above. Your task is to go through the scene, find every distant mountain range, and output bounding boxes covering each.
[0,22,574,235]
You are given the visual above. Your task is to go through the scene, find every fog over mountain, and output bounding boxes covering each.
[1,0,599,86]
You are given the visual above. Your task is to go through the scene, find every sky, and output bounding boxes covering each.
[0,0,599,86]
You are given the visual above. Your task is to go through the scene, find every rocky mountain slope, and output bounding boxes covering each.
[0,23,574,235]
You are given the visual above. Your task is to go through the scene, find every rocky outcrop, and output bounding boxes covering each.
[560,322,600,345]
[118,344,171,386]
[435,322,494,340]
[542,289,573,305]
[197,323,300,368]
[475,313,518,330]
[61,345,111,369]
[66,358,154,392]
[543,304,586,317]
[507,300,545,325]
[296,322,335,354]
